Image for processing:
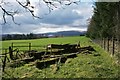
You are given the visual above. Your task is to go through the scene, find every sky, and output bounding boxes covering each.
[0,0,95,34]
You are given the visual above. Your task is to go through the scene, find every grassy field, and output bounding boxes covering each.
[2,36,90,47]
[2,36,91,52]
[1,36,120,79]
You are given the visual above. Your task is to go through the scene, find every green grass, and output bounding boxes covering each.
[1,36,120,79]
[2,36,90,47]
[1,36,90,52]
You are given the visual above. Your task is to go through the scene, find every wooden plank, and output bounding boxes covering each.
[36,52,78,69]
[47,44,78,49]
[36,57,67,69]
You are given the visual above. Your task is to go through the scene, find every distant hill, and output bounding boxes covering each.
[2,30,86,40]
[44,30,86,37]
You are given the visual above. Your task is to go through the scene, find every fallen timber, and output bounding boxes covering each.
[46,43,80,54]
[3,42,95,70]
[36,46,95,69]
[36,53,77,69]
[47,44,80,49]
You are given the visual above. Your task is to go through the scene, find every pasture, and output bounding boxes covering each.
[1,36,119,79]
[2,36,89,48]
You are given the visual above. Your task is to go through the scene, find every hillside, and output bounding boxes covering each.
[44,30,86,36]
[1,36,119,79]
[2,30,86,40]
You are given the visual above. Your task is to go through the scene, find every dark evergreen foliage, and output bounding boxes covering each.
[2,33,38,40]
[87,2,120,39]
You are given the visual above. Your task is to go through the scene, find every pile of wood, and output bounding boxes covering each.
[35,46,96,69]
[1,41,96,72]
[46,43,80,54]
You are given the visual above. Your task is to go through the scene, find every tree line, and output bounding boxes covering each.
[87,2,120,39]
[2,33,48,41]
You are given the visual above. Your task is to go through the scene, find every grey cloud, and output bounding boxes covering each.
[2,24,38,34]
[41,4,86,25]
[72,25,87,28]
[40,8,84,25]
[1,2,93,34]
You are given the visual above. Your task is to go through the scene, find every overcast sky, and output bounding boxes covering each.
[1,0,95,34]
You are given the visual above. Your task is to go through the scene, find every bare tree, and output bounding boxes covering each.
[0,0,80,24]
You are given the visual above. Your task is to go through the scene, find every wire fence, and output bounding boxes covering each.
[93,37,120,60]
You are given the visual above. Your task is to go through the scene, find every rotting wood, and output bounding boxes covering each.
[2,42,96,71]
[46,42,80,54]
[2,53,7,72]
[36,57,67,69]
[9,46,14,60]
[112,37,115,55]
[36,52,79,69]
[107,38,109,52]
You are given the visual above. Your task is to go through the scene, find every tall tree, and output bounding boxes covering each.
[87,2,120,39]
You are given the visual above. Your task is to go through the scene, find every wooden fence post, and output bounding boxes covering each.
[112,37,115,56]
[11,43,13,50]
[29,43,31,52]
[101,38,103,48]
[100,38,102,47]
[103,38,105,50]
[77,41,80,49]
[107,37,109,52]
[118,39,120,54]
[2,49,7,72]
[9,46,14,60]
[2,54,7,72]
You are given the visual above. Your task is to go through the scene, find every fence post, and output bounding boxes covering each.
[101,38,103,48]
[118,39,120,54]
[103,38,105,50]
[29,43,31,52]
[9,46,14,60]
[100,38,102,47]
[77,41,80,49]
[11,43,13,50]
[107,37,109,52]
[2,49,7,72]
[112,37,115,56]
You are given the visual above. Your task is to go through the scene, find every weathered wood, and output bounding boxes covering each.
[2,53,7,72]
[66,53,77,58]
[35,51,79,69]
[103,38,105,50]
[29,43,31,52]
[36,57,67,69]
[47,44,79,49]
[112,37,115,55]
[9,46,14,60]
[107,38,109,52]
[118,39,120,53]
[47,44,69,49]
[9,58,35,68]
[47,43,80,54]
[79,46,96,52]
